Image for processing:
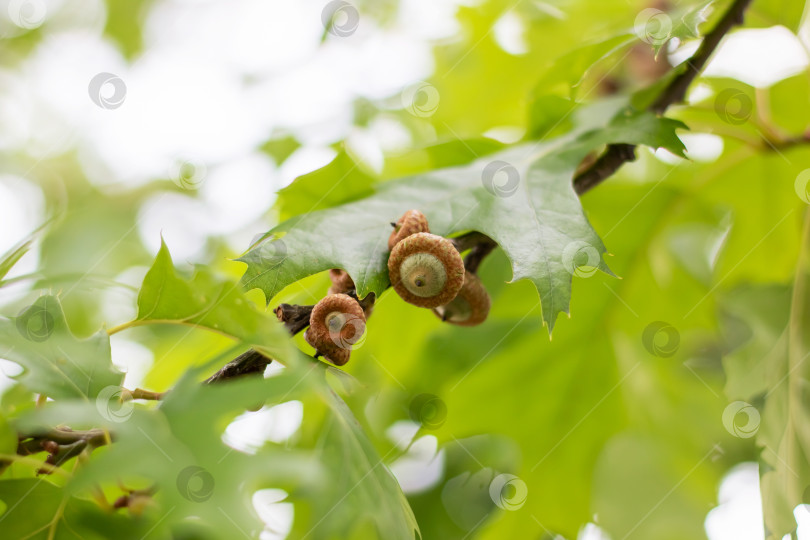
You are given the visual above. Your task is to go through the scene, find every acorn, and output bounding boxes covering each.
[327,269,374,318]
[388,210,430,251]
[388,232,465,309]
[304,294,366,366]
[328,269,355,295]
[432,271,490,326]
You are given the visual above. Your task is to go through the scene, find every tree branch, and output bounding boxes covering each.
[573,0,755,195]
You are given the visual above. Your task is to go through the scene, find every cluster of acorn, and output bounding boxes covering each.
[304,210,491,366]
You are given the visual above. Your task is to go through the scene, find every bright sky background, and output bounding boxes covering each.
[1,0,809,538]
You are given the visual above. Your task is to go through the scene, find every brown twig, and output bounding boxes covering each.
[573,0,755,195]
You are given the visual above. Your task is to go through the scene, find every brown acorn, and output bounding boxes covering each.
[432,271,490,326]
[327,269,374,318]
[328,269,355,295]
[304,294,366,366]
[388,210,430,251]
[388,232,465,309]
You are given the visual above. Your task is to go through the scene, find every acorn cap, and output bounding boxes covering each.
[388,210,430,251]
[306,294,366,366]
[388,232,465,308]
[305,327,351,366]
[432,271,491,326]
[328,268,355,295]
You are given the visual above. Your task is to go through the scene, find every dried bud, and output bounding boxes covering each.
[305,294,366,366]
[432,271,490,326]
[388,210,430,251]
[388,232,465,308]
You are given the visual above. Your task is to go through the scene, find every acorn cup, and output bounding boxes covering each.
[388,209,430,251]
[432,270,490,326]
[327,269,374,318]
[328,269,355,295]
[387,232,465,309]
[304,294,366,366]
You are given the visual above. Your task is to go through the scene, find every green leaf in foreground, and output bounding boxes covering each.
[290,386,420,539]
[757,210,810,539]
[0,295,123,399]
[135,240,293,362]
[240,106,687,330]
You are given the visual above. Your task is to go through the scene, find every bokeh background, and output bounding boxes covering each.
[1,0,810,538]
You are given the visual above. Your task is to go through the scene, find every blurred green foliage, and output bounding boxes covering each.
[0,0,809,539]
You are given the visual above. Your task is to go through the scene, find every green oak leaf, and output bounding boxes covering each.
[0,295,123,399]
[135,240,293,362]
[290,386,420,539]
[17,368,324,540]
[275,149,376,222]
[239,107,687,331]
[652,1,714,56]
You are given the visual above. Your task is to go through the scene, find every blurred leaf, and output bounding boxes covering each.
[527,95,577,140]
[274,149,376,222]
[135,240,293,362]
[533,34,634,97]
[260,134,302,166]
[0,240,31,285]
[240,107,686,330]
[0,295,123,399]
[758,210,810,539]
[18,369,322,539]
[290,386,419,539]
[653,1,714,56]
[382,138,505,179]
[747,0,807,31]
